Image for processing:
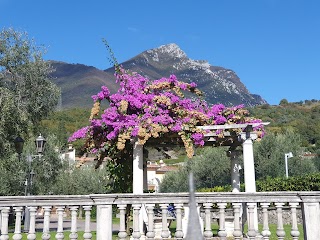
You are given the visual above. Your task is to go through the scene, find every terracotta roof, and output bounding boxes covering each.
[156,165,179,173]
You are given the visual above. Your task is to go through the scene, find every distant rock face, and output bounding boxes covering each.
[106,43,267,107]
[50,43,267,109]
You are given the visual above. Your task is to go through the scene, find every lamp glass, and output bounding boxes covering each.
[35,134,46,154]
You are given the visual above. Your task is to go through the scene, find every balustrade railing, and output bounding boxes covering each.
[0,192,319,239]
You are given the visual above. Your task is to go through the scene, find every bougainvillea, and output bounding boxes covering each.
[69,66,264,166]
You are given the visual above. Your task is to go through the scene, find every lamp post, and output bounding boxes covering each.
[23,134,46,232]
[285,152,293,178]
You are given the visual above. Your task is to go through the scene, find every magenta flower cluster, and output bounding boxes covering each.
[69,67,264,158]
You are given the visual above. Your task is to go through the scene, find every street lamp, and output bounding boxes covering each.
[24,134,46,232]
[14,136,24,161]
[35,134,46,154]
[285,152,293,178]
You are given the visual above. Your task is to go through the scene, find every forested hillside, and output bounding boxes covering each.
[248,99,320,151]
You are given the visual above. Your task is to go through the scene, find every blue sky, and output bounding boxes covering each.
[1,0,319,105]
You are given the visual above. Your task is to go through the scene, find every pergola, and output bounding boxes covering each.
[132,122,270,194]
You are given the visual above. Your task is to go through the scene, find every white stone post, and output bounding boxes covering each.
[241,130,257,193]
[69,206,79,240]
[42,206,52,240]
[96,204,113,240]
[83,205,93,240]
[13,207,23,240]
[133,140,144,194]
[229,149,242,192]
[55,206,65,240]
[241,127,259,234]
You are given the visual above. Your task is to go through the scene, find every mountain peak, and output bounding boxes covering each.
[146,43,187,60]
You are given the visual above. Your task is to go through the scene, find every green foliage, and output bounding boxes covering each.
[0,28,60,156]
[197,185,232,192]
[0,28,60,139]
[51,165,113,195]
[249,100,320,151]
[256,173,320,191]
[160,147,231,192]
[0,133,65,196]
[254,130,317,179]
[40,108,91,152]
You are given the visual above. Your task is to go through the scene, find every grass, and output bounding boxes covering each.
[7,219,304,240]
[8,231,97,240]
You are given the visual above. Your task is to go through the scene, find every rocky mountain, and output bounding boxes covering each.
[50,43,267,109]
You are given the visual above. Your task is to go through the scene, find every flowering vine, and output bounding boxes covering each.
[69,67,264,165]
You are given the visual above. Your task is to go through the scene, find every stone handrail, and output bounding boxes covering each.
[0,191,319,239]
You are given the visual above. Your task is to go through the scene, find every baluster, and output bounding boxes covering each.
[55,206,65,240]
[0,207,10,240]
[145,204,155,239]
[12,207,23,240]
[217,202,227,240]
[160,203,170,239]
[132,204,141,240]
[260,203,271,240]
[289,202,300,240]
[118,204,128,239]
[117,204,128,240]
[232,203,242,240]
[174,203,184,239]
[203,202,213,239]
[83,206,93,240]
[41,206,51,240]
[247,203,257,239]
[27,206,37,240]
[69,206,79,240]
[275,203,285,240]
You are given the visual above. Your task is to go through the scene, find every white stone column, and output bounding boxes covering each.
[240,127,259,234]
[133,140,144,194]
[69,206,79,240]
[55,206,65,240]
[13,207,23,240]
[42,206,52,240]
[240,130,257,193]
[96,204,113,240]
[228,149,242,193]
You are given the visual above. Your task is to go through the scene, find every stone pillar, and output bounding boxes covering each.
[240,126,259,234]
[228,149,242,193]
[240,129,257,193]
[96,204,113,240]
[83,205,93,240]
[69,206,79,240]
[143,159,148,191]
[42,206,52,240]
[13,207,23,240]
[55,206,65,240]
[301,201,320,240]
[133,140,144,194]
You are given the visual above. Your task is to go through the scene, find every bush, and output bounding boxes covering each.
[256,173,320,191]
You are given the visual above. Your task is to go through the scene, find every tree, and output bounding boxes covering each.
[51,165,113,195]
[160,147,231,192]
[279,99,289,106]
[0,28,61,195]
[0,28,60,155]
[254,130,317,179]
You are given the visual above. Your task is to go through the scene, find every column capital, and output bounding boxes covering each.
[240,132,258,141]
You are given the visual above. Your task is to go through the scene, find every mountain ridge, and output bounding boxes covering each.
[50,43,267,109]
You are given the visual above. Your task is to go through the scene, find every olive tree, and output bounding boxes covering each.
[254,129,317,179]
[0,28,60,155]
[0,28,61,195]
[160,147,231,192]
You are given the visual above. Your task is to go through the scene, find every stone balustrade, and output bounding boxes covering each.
[0,191,319,239]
